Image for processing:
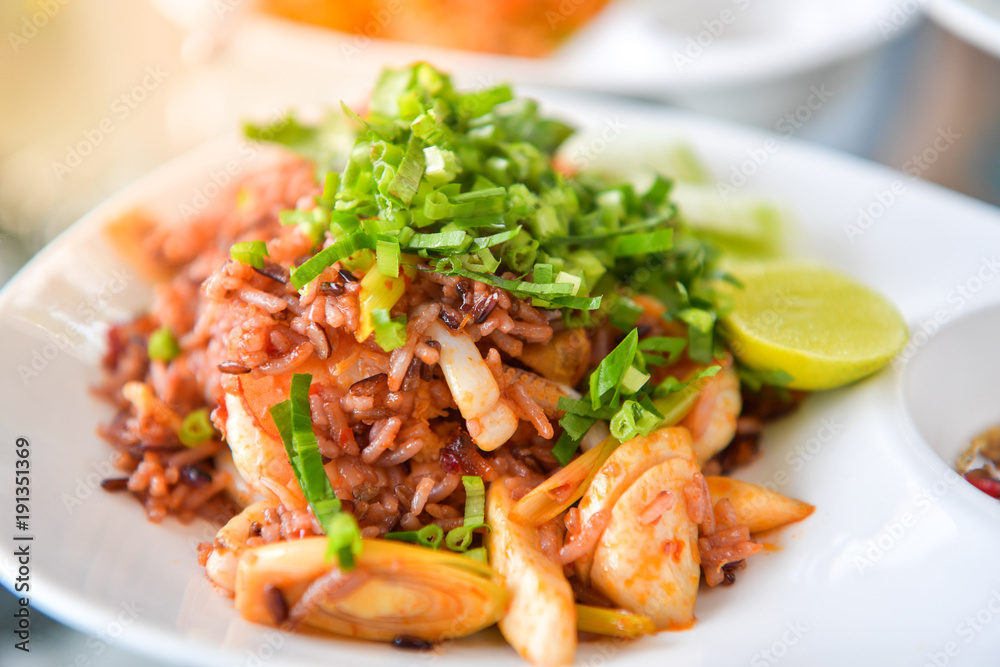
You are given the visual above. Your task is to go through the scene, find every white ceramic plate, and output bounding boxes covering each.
[929,0,1000,59]
[222,0,916,96]
[3,91,1000,666]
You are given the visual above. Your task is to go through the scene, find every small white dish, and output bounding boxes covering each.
[3,90,1000,666]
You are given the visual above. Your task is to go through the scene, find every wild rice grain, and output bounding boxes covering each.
[320,281,344,296]
[472,291,499,324]
[100,477,131,491]
[350,373,389,396]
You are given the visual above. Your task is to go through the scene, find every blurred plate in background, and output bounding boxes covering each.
[928,0,1000,59]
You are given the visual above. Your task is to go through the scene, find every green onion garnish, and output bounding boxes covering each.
[148,326,180,362]
[371,308,407,351]
[444,475,488,553]
[269,373,361,570]
[178,408,214,447]
[376,239,400,277]
[229,240,269,269]
[385,524,445,549]
[239,64,738,455]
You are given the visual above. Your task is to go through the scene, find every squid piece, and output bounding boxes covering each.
[574,427,695,584]
[236,538,507,642]
[680,366,741,465]
[424,320,518,451]
[486,480,577,667]
[224,393,306,509]
[706,476,814,534]
[205,500,278,593]
[589,457,701,631]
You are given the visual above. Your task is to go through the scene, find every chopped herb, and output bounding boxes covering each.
[178,408,214,447]
[148,326,180,362]
[371,308,407,351]
[269,373,361,570]
[230,240,269,269]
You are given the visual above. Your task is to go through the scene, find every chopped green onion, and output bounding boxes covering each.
[178,408,214,447]
[269,373,360,570]
[589,329,639,408]
[442,476,488,552]
[465,547,488,563]
[376,239,400,277]
[423,146,459,186]
[550,430,584,467]
[678,308,716,363]
[638,336,687,366]
[290,231,374,289]
[324,512,363,569]
[614,228,673,257]
[609,399,661,442]
[736,366,793,392]
[386,524,445,549]
[371,308,407,351]
[620,365,650,395]
[404,230,470,253]
[230,240,269,269]
[387,136,425,205]
[243,63,729,363]
[445,524,486,552]
[461,476,485,525]
[148,326,180,362]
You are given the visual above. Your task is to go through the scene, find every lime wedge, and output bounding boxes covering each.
[719,261,908,391]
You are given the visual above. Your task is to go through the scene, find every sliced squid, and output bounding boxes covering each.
[486,479,577,667]
[706,476,814,534]
[236,537,507,642]
[224,393,306,508]
[424,320,518,451]
[205,499,278,593]
[680,366,741,465]
[589,457,701,631]
[574,427,695,584]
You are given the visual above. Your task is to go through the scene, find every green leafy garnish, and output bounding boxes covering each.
[242,63,692,317]
[269,373,361,570]
[553,331,722,465]
[445,475,489,553]
[178,408,214,447]
[371,308,407,351]
[229,240,269,269]
[148,326,180,362]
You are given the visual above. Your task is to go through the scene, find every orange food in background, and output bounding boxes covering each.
[259,0,613,57]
